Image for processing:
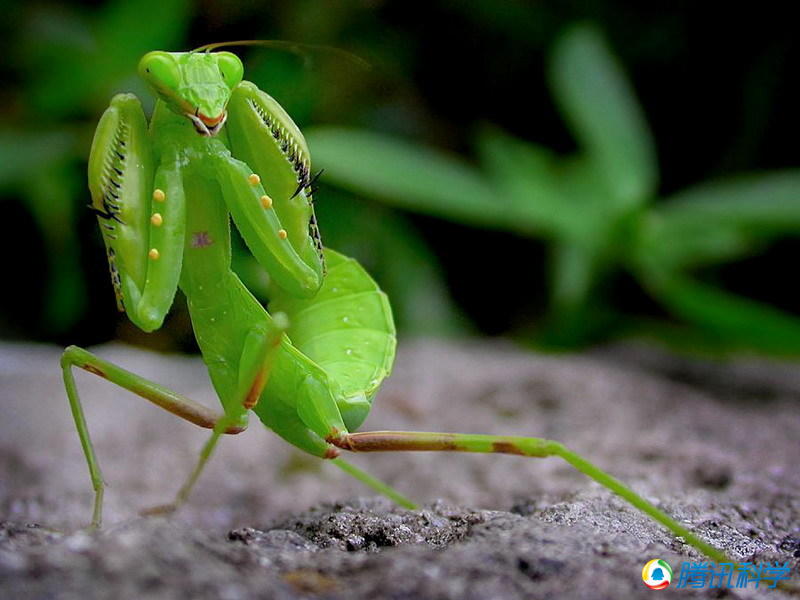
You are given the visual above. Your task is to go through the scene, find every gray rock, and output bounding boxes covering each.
[0,339,798,598]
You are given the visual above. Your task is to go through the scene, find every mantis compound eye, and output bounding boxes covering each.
[138,51,181,91]
[216,52,244,89]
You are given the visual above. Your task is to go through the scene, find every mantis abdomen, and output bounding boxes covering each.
[267,249,396,431]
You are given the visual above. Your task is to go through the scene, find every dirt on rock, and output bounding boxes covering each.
[0,339,798,599]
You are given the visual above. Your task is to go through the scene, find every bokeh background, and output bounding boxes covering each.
[2,0,799,356]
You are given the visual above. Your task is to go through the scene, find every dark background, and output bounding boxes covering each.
[1,0,798,353]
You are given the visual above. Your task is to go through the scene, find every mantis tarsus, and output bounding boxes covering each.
[60,43,732,565]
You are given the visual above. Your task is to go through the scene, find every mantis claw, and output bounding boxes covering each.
[290,168,324,200]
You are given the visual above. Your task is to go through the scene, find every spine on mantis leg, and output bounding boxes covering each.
[225,81,325,277]
[88,94,184,331]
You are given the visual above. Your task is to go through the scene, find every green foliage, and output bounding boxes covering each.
[3,4,796,353]
[306,24,800,355]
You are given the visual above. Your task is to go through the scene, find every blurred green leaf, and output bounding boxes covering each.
[306,127,506,229]
[635,221,758,274]
[97,0,188,57]
[538,235,621,347]
[636,171,800,271]
[552,155,633,246]
[549,24,657,208]
[26,0,189,115]
[549,240,603,312]
[475,126,582,239]
[27,160,86,332]
[0,131,76,186]
[656,171,800,231]
[0,131,86,331]
[654,275,800,355]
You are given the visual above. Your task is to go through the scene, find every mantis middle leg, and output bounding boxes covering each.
[144,320,290,517]
[61,324,283,528]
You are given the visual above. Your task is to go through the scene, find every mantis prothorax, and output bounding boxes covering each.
[61,44,732,565]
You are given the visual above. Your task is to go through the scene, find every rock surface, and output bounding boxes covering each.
[0,339,798,598]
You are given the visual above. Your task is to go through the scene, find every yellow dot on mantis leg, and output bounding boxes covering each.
[153,189,166,202]
[148,248,160,260]
[150,213,163,226]
[248,173,261,185]
[278,229,288,240]
[260,194,273,209]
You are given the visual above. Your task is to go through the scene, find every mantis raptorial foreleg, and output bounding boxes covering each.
[131,154,187,324]
[214,153,322,298]
[88,95,185,333]
[225,81,324,271]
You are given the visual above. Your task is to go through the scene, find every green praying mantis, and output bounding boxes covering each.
[60,42,732,564]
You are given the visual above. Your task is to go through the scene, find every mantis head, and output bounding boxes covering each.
[138,51,244,136]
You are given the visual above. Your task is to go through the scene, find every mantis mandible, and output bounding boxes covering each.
[60,42,730,564]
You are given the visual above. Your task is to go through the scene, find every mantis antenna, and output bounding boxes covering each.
[191,39,371,71]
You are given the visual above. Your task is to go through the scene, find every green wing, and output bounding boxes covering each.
[269,249,396,430]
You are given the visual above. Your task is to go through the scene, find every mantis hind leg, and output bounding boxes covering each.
[60,345,246,528]
[328,430,732,564]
